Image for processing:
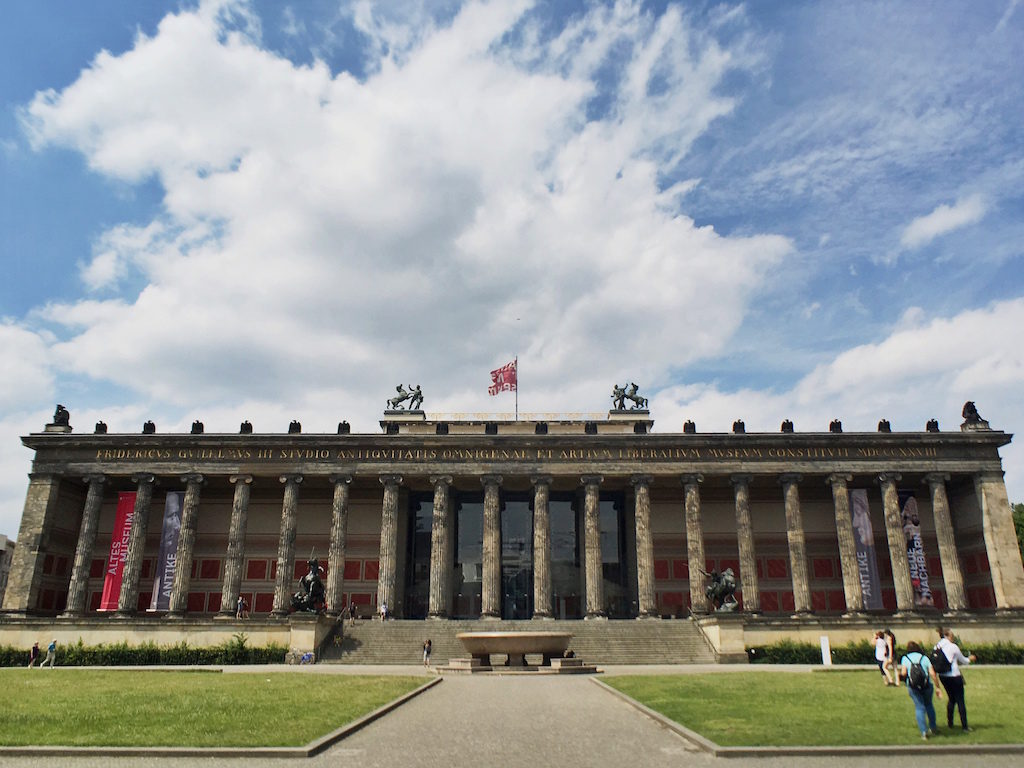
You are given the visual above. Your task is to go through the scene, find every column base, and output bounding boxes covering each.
[480,612,501,621]
[531,612,554,620]
[164,611,186,621]
[635,612,661,620]
[841,611,868,619]
[427,613,450,620]
[112,610,137,620]
[584,612,607,620]
[269,611,290,619]
[57,611,84,620]
[214,610,239,620]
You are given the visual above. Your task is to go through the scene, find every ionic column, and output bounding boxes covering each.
[481,475,503,619]
[732,474,759,613]
[325,475,352,617]
[218,475,253,617]
[427,475,453,619]
[166,474,205,617]
[271,475,303,617]
[828,473,863,615]
[925,474,967,612]
[531,476,553,619]
[61,475,106,617]
[974,471,1024,610]
[780,474,811,614]
[631,475,657,619]
[375,475,402,617]
[1,474,62,613]
[116,474,156,615]
[582,475,605,619]
[683,474,706,614]
[878,473,914,613]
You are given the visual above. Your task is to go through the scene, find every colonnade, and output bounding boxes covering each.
[7,468,1022,619]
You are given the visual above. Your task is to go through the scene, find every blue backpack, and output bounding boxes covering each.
[907,654,929,691]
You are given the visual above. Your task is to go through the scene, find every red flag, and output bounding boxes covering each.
[488,360,517,395]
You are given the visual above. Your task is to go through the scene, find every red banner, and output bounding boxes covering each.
[99,492,136,611]
[488,360,517,395]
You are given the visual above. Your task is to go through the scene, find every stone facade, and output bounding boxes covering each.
[2,411,1024,657]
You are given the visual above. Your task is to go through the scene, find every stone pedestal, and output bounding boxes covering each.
[286,613,335,663]
[696,614,748,663]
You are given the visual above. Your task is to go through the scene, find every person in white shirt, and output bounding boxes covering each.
[935,627,976,731]
[874,631,894,686]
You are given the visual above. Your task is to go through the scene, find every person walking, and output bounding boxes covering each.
[884,628,898,687]
[39,639,57,669]
[423,639,432,667]
[27,642,40,668]
[935,627,976,732]
[874,631,894,686]
[899,640,942,739]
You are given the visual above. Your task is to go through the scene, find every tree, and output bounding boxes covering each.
[1014,503,1024,560]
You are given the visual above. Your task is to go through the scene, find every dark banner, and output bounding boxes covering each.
[150,491,183,611]
[899,490,934,607]
[850,489,883,610]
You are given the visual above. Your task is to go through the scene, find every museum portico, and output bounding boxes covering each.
[2,406,1024,660]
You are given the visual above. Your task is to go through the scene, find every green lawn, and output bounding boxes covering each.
[0,670,424,747]
[604,669,1024,747]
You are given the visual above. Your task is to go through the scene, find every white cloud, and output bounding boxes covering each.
[899,193,987,250]
[654,297,1024,501]
[0,323,54,409]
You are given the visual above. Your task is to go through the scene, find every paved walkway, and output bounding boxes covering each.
[2,667,1023,768]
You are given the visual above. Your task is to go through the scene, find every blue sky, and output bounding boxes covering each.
[1,0,1023,536]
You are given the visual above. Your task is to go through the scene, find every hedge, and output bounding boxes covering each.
[0,634,287,667]
[747,638,1024,665]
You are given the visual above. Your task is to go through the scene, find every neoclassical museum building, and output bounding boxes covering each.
[2,402,1023,661]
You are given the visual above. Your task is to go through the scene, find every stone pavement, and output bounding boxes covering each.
[1,666,1023,768]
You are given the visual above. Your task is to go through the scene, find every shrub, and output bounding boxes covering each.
[747,638,1024,665]
[0,639,287,667]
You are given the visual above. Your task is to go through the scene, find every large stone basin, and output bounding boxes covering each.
[456,631,573,667]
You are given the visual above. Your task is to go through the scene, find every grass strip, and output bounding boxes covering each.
[604,668,1024,747]
[0,670,423,747]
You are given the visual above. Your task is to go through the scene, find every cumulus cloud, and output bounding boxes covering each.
[17,0,789,410]
[654,297,1024,499]
[899,193,987,250]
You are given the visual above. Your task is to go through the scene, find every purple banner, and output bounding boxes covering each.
[150,491,183,611]
[850,489,883,610]
[899,491,934,607]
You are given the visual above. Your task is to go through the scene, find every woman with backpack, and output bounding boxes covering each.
[899,640,943,740]
[934,627,976,732]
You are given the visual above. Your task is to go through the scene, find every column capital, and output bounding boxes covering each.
[83,474,107,485]
[229,474,253,485]
[480,474,503,488]
[630,474,654,487]
[730,473,753,486]
[923,472,950,486]
[131,473,155,485]
[329,474,353,485]
[181,473,205,485]
[826,473,853,488]
[974,469,1006,483]
[580,474,604,486]
[779,473,802,486]
[279,474,304,485]
[530,475,553,488]
[429,475,453,488]
[379,474,403,487]
[877,472,902,485]
[681,473,703,487]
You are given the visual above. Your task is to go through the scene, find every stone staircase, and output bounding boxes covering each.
[319,618,717,665]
